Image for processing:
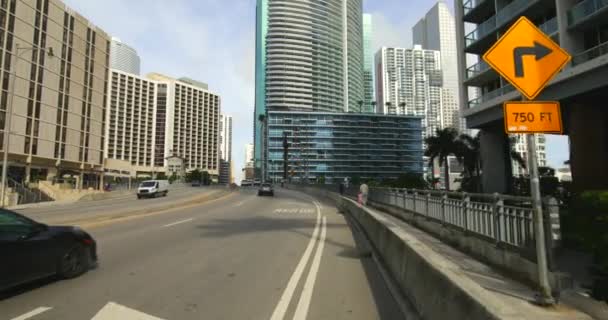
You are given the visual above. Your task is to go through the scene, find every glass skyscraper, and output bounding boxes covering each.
[267,112,423,183]
[362,14,374,113]
[254,0,365,168]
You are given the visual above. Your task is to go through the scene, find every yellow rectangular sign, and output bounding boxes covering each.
[504,101,563,134]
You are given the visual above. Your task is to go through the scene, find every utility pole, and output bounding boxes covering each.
[282,131,289,181]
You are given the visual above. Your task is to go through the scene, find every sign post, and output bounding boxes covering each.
[483,16,571,305]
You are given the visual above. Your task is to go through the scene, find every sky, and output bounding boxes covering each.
[63,0,569,181]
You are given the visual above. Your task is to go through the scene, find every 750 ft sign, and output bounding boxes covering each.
[504,102,563,134]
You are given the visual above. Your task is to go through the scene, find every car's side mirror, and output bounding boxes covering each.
[21,223,48,239]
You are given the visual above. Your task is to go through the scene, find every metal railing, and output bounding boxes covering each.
[567,0,608,26]
[539,17,558,36]
[466,60,490,79]
[463,0,488,16]
[467,84,515,108]
[364,188,548,249]
[7,178,52,205]
[572,41,608,66]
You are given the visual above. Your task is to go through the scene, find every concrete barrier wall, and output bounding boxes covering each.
[294,186,524,320]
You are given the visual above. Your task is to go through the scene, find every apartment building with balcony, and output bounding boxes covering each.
[0,0,111,187]
[219,114,232,184]
[147,73,220,180]
[455,0,608,192]
[266,111,424,184]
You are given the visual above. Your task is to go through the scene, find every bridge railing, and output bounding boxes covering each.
[299,184,560,255]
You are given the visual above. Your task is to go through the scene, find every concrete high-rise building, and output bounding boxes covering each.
[105,71,221,179]
[375,46,445,138]
[146,73,221,179]
[219,115,232,184]
[245,143,254,167]
[110,37,141,75]
[455,0,608,192]
[0,0,111,187]
[254,0,365,168]
[362,14,374,113]
[105,70,162,176]
[412,1,462,131]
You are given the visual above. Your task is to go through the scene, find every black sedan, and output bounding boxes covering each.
[258,183,274,196]
[0,209,97,292]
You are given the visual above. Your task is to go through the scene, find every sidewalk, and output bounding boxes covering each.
[363,203,607,320]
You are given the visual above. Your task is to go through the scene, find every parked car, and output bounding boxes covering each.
[241,180,252,187]
[137,180,169,199]
[258,183,274,196]
[0,209,97,291]
[191,181,201,187]
[253,179,262,187]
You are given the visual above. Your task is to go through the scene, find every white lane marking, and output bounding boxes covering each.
[270,201,322,320]
[92,302,165,320]
[10,307,52,320]
[293,212,327,320]
[234,201,245,207]
[162,218,194,228]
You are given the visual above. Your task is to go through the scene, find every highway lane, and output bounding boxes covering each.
[1,187,403,320]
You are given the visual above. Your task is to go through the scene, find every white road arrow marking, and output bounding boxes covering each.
[92,302,165,320]
[10,307,52,320]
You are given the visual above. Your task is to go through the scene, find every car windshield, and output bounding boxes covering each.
[0,210,34,226]
[262,184,271,187]
[140,182,157,188]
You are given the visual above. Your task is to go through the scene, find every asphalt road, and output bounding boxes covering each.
[1,187,403,320]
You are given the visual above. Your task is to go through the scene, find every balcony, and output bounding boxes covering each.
[465,15,497,53]
[568,0,608,28]
[572,41,608,66]
[468,84,515,108]
[463,0,493,24]
[539,17,558,37]
[464,60,497,86]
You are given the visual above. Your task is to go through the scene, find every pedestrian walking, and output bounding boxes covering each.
[360,182,369,205]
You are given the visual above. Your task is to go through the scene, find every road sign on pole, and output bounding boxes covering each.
[482,16,573,306]
[483,16,571,100]
[504,101,563,134]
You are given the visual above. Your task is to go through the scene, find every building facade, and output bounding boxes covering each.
[105,70,163,177]
[412,1,462,132]
[146,73,221,178]
[0,0,111,187]
[267,111,423,183]
[362,13,374,112]
[219,114,232,184]
[375,46,444,138]
[454,0,608,192]
[109,37,140,75]
[254,0,365,170]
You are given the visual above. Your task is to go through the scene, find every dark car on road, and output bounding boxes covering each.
[0,209,97,292]
[258,183,274,196]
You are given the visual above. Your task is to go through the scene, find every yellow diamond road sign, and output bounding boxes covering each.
[483,16,571,100]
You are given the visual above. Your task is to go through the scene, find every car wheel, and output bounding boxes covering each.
[137,195,141,199]
[58,244,89,279]
[164,191,168,197]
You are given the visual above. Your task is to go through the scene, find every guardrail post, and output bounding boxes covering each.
[542,196,560,272]
[493,193,503,246]
[425,192,431,219]
[462,193,470,234]
[441,193,448,226]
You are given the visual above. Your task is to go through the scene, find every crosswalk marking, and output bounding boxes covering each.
[10,307,52,320]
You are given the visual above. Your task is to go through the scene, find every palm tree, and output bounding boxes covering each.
[399,102,406,114]
[357,100,364,113]
[371,101,377,113]
[385,101,393,114]
[459,133,482,192]
[424,128,463,191]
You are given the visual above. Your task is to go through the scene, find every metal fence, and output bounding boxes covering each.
[304,184,561,252]
[367,188,542,249]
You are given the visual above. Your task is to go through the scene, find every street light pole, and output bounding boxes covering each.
[1,44,54,207]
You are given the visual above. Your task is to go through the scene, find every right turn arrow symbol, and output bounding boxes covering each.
[513,41,553,78]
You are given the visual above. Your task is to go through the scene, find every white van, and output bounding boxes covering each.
[137,180,169,199]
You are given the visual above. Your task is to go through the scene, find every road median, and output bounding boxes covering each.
[64,189,235,229]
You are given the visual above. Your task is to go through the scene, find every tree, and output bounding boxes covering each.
[459,133,482,192]
[385,102,392,114]
[424,128,464,191]
[399,102,406,114]
[317,175,326,185]
[202,171,211,185]
[357,100,363,113]
[391,172,428,189]
[371,101,377,113]
[187,169,202,183]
